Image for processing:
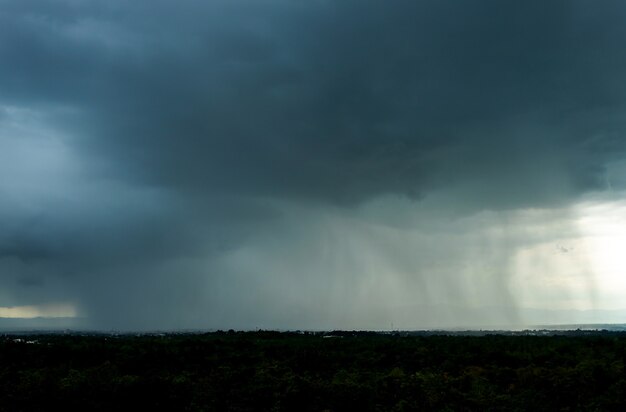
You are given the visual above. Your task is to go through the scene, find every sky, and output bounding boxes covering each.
[2,0,626,330]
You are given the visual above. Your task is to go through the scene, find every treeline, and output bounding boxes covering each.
[1,331,626,411]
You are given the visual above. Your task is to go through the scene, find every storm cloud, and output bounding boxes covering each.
[2,0,626,329]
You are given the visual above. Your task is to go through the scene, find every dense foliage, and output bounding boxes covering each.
[1,331,626,411]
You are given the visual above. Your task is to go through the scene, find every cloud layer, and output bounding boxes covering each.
[2,0,626,329]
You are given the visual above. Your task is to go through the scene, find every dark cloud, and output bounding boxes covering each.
[3,0,626,204]
[1,0,626,329]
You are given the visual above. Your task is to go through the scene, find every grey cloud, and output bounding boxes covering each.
[3,0,626,206]
[1,0,626,329]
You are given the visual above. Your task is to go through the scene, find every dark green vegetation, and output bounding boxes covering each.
[2,331,626,411]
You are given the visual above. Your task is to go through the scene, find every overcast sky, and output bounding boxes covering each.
[2,0,626,330]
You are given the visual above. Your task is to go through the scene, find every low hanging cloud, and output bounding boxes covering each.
[1,0,626,329]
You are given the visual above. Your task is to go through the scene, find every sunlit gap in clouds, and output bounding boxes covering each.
[0,302,77,319]
[505,195,626,326]
[508,207,596,313]
[574,198,626,311]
